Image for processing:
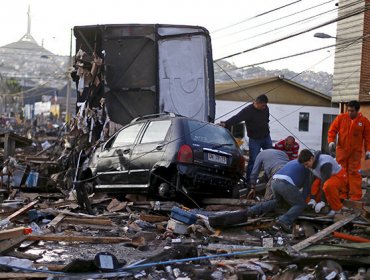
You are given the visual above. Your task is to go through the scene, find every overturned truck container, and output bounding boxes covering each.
[73,24,215,126]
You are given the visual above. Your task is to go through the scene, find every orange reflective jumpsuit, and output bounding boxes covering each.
[310,168,348,211]
[328,112,370,201]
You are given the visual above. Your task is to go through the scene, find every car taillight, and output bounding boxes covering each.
[177,145,193,163]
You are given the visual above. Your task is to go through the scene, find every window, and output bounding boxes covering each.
[187,120,236,147]
[141,120,171,143]
[112,123,144,147]
[299,112,309,132]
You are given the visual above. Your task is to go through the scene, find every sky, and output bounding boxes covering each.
[0,0,339,73]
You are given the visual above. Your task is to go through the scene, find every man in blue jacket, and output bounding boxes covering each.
[248,159,311,232]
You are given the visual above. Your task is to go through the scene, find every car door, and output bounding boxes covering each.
[95,122,145,187]
[128,119,172,184]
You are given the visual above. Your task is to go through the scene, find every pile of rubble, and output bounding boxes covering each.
[0,132,370,279]
[1,190,370,279]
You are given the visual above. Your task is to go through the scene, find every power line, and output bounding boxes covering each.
[221,0,363,47]
[212,0,336,40]
[213,0,362,55]
[221,6,338,48]
[211,0,302,33]
[237,44,336,68]
[214,3,369,62]
[235,34,365,69]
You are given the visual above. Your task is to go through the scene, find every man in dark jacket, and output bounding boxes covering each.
[248,159,310,232]
[220,94,272,181]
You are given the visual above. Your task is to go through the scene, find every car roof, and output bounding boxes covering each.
[130,113,208,124]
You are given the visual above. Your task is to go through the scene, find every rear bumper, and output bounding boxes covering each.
[178,164,241,193]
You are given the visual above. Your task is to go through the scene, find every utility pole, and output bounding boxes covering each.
[65,28,73,123]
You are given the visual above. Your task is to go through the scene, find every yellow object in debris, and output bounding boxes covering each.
[214,229,222,236]
[235,138,244,147]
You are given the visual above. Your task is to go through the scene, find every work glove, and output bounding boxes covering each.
[366,151,370,160]
[307,199,316,209]
[328,142,336,153]
[314,201,326,213]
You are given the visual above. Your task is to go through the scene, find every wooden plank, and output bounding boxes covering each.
[343,199,364,210]
[298,215,369,225]
[24,156,50,161]
[139,214,169,223]
[7,250,41,261]
[292,212,361,251]
[0,227,27,241]
[4,133,15,158]
[58,209,96,218]
[303,242,370,256]
[363,206,370,220]
[27,234,131,243]
[0,235,28,254]
[45,213,65,232]
[61,223,114,230]
[8,189,18,200]
[6,200,38,222]
[63,217,113,226]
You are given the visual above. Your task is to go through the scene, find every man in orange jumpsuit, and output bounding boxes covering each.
[328,100,370,201]
[298,149,348,215]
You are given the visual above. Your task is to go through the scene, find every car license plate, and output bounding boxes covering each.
[207,153,227,164]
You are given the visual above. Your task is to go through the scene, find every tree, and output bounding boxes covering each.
[5,77,21,94]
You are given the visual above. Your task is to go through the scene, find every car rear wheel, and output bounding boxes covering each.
[149,168,177,198]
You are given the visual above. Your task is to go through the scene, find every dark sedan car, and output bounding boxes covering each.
[85,114,245,198]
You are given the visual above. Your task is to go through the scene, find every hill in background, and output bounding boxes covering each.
[214,60,333,96]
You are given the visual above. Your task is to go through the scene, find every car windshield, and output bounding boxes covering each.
[187,120,236,147]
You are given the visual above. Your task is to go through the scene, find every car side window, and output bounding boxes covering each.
[112,123,144,148]
[141,120,171,144]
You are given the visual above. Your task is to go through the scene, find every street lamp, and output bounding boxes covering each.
[314,32,336,39]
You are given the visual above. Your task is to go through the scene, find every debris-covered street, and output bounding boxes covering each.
[0,127,370,279]
[1,8,370,279]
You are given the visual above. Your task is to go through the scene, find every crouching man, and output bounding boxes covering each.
[298,149,349,216]
[248,159,311,232]
[248,149,289,199]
